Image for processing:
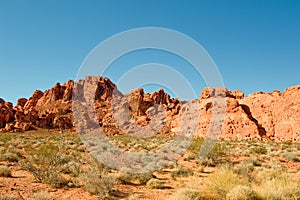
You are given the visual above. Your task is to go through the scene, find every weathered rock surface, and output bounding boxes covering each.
[240,86,300,142]
[0,98,15,130]
[0,77,299,142]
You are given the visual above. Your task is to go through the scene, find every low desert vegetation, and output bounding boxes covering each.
[0,165,12,177]
[29,191,53,200]
[169,188,202,200]
[0,131,299,199]
[0,195,17,200]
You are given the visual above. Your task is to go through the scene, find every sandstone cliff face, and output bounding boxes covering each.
[197,88,262,141]
[0,77,299,142]
[240,86,300,142]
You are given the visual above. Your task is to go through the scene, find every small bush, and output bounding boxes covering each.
[197,157,215,167]
[183,152,197,161]
[206,142,228,161]
[117,172,153,185]
[255,168,284,183]
[257,174,300,199]
[171,168,193,179]
[234,162,254,178]
[203,166,249,199]
[226,185,256,200]
[0,149,22,162]
[284,153,300,162]
[146,178,165,189]
[246,157,261,166]
[0,166,12,177]
[0,195,17,200]
[29,191,53,200]
[252,146,267,154]
[19,142,73,188]
[169,188,202,200]
[81,170,115,197]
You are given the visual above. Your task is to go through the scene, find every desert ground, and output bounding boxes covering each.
[0,129,299,200]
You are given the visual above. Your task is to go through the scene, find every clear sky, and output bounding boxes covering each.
[0,0,299,104]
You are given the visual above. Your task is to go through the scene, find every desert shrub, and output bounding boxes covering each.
[20,142,72,188]
[226,185,256,200]
[61,160,81,176]
[67,177,81,188]
[203,166,249,199]
[21,160,68,188]
[146,178,165,189]
[196,157,215,167]
[169,188,202,200]
[0,166,12,177]
[257,173,300,199]
[171,168,193,179]
[183,151,197,161]
[117,171,153,185]
[195,140,228,167]
[0,148,22,162]
[246,157,261,166]
[234,162,254,178]
[0,195,17,200]
[207,142,228,161]
[81,169,115,197]
[29,191,53,200]
[255,168,284,183]
[252,146,267,154]
[284,153,300,162]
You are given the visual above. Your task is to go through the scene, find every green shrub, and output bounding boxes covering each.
[252,146,267,154]
[20,142,72,188]
[0,148,22,162]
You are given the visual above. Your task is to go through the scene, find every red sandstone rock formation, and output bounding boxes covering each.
[0,98,15,130]
[0,77,299,142]
[240,86,300,142]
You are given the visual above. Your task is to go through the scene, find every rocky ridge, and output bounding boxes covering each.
[0,76,299,142]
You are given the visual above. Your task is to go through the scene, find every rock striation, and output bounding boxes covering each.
[0,77,299,142]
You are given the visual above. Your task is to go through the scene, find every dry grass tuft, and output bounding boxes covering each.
[169,188,202,200]
[0,165,12,177]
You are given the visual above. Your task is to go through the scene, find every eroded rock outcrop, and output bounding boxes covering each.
[240,86,300,142]
[0,76,299,142]
[0,98,15,130]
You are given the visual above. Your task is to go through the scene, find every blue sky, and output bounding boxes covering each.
[0,0,299,104]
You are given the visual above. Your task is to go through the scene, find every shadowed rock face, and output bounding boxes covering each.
[0,77,299,142]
